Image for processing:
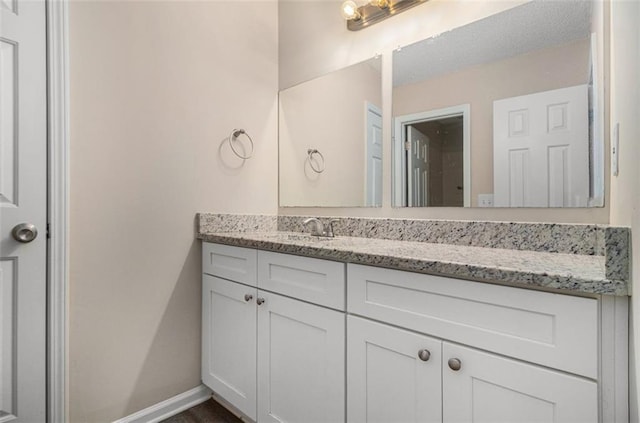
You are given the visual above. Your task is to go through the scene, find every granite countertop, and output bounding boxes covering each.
[197,231,628,296]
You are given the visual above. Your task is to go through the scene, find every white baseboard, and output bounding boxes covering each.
[112,384,212,423]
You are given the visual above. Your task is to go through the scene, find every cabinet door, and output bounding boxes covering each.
[257,291,345,423]
[442,343,598,423]
[202,275,257,420]
[347,316,442,423]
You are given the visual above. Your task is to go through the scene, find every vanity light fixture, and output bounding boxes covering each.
[341,0,361,21]
[369,0,389,9]
[342,0,426,31]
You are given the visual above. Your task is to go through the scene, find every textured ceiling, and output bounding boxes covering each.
[393,0,593,87]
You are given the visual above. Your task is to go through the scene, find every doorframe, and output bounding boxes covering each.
[47,0,70,421]
[392,104,471,207]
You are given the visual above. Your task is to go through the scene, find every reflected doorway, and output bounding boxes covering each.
[393,104,470,207]
[407,116,464,206]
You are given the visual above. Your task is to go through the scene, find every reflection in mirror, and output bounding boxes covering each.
[279,57,382,207]
[392,0,604,208]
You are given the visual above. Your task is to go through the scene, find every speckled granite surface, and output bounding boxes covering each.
[196,213,630,296]
[196,231,628,296]
[198,213,277,233]
[605,227,630,282]
[277,215,604,255]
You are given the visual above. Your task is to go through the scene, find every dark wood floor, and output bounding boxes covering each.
[161,398,242,423]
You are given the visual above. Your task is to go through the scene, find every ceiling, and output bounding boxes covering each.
[393,0,593,87]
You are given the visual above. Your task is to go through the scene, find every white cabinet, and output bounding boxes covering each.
[347,315,598,423]
[202,275,257,420]
[347,263,598,379]
[203,242,626,423]
[257,291,345,423]
[202,243,346,423]
[347,263,602,423]
[442,343,597,423]
[347,316,442,423]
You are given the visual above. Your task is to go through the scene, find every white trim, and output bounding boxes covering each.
[589,28,605,207]
[393,104,471,207]
[47,0,70,422]
[112,385,213,423]
[599,296,629,423]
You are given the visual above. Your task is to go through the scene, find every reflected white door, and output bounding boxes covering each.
[493,85,589,207]
[366,102,382,207]
[0,0,47,421]
[407,126,429,207]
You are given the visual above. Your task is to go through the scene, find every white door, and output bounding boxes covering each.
[0,0,47,422]
[442,343,598,423]
[365,102,382,207]
[407,126,429,207]
[347,316,442,423]
[493,85,589,207]
[257,291,345,423]
[202,275,257,421]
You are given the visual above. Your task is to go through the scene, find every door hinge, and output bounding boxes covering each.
[46,223,50,239]
[404,141,411,151]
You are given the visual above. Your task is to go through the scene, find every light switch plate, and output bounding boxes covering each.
[612,122,619,176]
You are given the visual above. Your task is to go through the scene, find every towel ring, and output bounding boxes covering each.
[307,148,325,173]
[228,129,254,159]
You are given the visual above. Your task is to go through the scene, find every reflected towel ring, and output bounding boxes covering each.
[307,148,325,173]
[229,129,254,159]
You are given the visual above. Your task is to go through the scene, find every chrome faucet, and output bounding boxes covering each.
[302,218,339,237]
[303,218,324,236]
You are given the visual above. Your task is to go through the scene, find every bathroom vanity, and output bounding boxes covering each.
[199,221,629,423]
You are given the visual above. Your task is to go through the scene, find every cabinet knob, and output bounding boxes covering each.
[244,294,253,302]
[256,297,265,305]
[418,349,431,361]
[448,358,462,371]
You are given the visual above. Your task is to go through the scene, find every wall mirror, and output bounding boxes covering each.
[392,0,605,208]
[279,57,382,207]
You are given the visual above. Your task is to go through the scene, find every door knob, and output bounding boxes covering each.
[244,294,253,302]
[12,223,38,243]
[256,298,265,305]
[448,358,462,371]
[418,349,431,361]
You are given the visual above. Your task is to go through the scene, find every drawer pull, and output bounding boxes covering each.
[244,294,253,302]
[418,349,431,362]
[448,358,462,371]
[257,298,265,305]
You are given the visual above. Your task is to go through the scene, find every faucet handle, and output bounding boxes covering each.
[326,219,340,237]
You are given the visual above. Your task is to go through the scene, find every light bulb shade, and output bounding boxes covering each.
[341,0,361,20]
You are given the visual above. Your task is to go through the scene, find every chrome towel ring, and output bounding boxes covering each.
[307,148,325,173]
[229,129,254,159]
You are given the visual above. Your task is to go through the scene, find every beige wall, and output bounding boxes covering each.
[279,60,381,207]
[609,1,640,421]
[65,0,637,421]
[69,1,278,421]
[393,39,590,206]
[278,0,609,223]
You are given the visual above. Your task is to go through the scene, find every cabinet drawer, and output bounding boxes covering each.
[203,243,257,286]
[258,251,345,310]
[347,264,598,379]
